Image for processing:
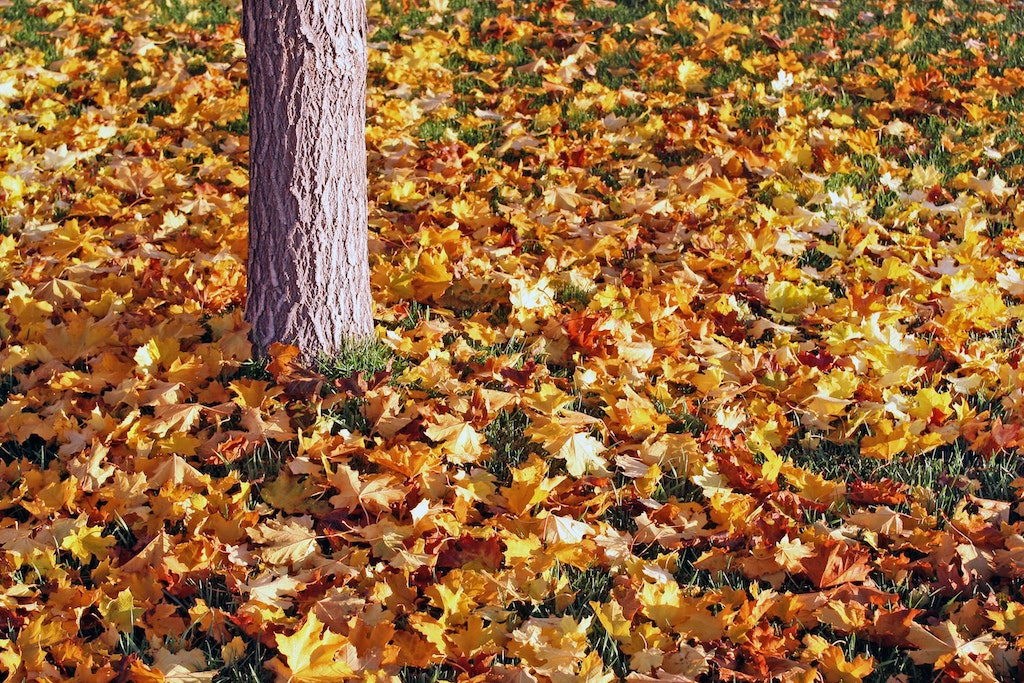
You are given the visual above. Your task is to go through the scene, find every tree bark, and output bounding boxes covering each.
[242,0,373,357]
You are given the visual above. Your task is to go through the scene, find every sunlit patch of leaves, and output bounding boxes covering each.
[4,0,1024,680]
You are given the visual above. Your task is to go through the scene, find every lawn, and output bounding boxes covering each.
[1,0,1024,680]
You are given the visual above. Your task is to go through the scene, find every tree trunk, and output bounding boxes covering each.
[242,0,373,357]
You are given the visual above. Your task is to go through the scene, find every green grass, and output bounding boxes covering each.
[318,396,373,436]
[788,435,1024,520]
[0,370,16,408]
[116,628,155,665]
[153,0,237,28]
[399,665,461,683]
[483,408,540,485]
[226,441,289,486]
[212,638,274,683]
[554,283,594,310]
[457,125,493,146]
[417,119,451,143]
[217,112,250,136]
[233,356,272,382]
[0,0,236,63]
[392,300,431,331]
[312,337,400,381]
[0,0,67,63]
[470,335,527,365]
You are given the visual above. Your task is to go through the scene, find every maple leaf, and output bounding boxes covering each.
[118,530,191,576]
[859,419,909,460]
[268,612,359,682]
[802,633,874,683]
[65,439,115,492]
[868,607,922,648]
[500,454,566,515]
[247,516,321,568]
[147,402,204,438]
[774,534,814,573]
[509,615,592,675]
[676,59,709,92]
[151,648,216,683]
[266,342,325,399]
[591,599,632,642]
[328,465,407,513]
[817,599,869,635]
[58,517,115,563]
[541,513,594,545]
[100,588,139,633]
[802,541,873,589]
[262,470,329,515]
[361,385,416,437]
[988,602,1024,636]
[424,411,487,463]
[847,478,908,506]
[552,431,609,477]
[144,454,210,490]
[240,571,305,612]
[907,620,994,669]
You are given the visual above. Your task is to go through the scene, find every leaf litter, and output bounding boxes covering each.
[1,0,1024,681]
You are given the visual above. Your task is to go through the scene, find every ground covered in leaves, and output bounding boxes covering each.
[2,0,1024,680]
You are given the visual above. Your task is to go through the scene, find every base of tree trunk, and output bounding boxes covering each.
[243,0,374,357]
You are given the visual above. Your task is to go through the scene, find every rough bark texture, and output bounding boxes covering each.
[243,0,373,357]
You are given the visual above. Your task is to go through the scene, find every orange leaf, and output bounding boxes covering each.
[802,541,873,589]
[266,342,324,399]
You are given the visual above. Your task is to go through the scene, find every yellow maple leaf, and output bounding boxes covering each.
[767,280,833,318]
[268,613,358,683]
[524,382,573,415]
[676,59,709,91]
[591,600,631,641]
[501,454,565,515]
[554,431,609,477]
[59,519,115,563]
[147,403,204,438]
[247,516,320,568]
[100,589,139,633]
[410,247,452,301]
[803,633,874,683]
[860,419,909,460]
[424,412,486,464]
[774,534,814,573]
[988,602,1024,636]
